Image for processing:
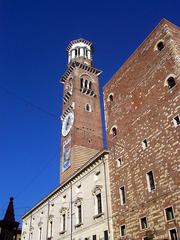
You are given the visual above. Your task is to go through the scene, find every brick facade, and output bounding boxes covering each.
[60,40,103,183]
[103,19,180,239]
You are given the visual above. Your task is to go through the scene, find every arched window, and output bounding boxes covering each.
[85,80,88,88]
[92,185,103,218]
[157,41,164,51]
[89,81,92,89]
[112,127,117,136]
[75,49,78,57]
[85,103,92,112]
[110,126,117,137]
[108,93,114,102]
[59,207,68,234]
[80,78,83,89]
[167,76,176,89]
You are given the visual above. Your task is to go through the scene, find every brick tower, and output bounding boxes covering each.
[60,39,103,183]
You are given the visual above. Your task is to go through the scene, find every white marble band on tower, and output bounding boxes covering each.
[67,38,93,65]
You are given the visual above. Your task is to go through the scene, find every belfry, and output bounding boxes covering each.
[60,39,103,183]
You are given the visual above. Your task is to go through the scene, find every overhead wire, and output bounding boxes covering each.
[0,83,61,218]
[0,84,59,119]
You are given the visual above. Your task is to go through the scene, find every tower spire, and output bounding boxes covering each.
[0,197,19,240]
[3,197,15,223]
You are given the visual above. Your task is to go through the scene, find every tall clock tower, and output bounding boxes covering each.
[60,39,103,183]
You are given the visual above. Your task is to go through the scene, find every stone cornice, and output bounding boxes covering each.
[60,61,102,83]
[66,38,92,51]
[22,148,109,219]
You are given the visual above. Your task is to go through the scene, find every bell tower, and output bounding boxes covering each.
[60,39,103,183]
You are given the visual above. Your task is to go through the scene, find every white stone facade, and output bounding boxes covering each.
[22,151,113,240]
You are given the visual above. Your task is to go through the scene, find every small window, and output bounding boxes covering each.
[85,80,88,88]
[80,78,84,89]
[62,214,66,232]
[93,235,96,240]
[77,205,82,224]
[95,170,100,176]
[39,227,42,240]
[76,184,81,194]
[157,41,164,51]
[85,103,92,112]
[142,139,148,149]
[108,93,114,102]
[167,76,176,89]
[165,207,174,221]
[119,186,126,205]
[104,230,108,240]
[117,157,123,167]
[111,127,117,137]
[120,225,126,237]
[169,228,178,240]
[97,193,102,214]
[140,217,148,230]
[62,195,66,203]
[49,221,53,238]
[30,232,33,240]
[146,171,155,192]
[173,115,180,127]
[75,49,78,57]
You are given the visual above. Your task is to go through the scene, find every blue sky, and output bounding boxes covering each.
[0,0,179,222]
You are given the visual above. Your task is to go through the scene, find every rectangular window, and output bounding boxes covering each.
[169,228,178,240]
[39,228,42,240]
[77,205,82,223]
[30,232,33,240]
[50,221,53,237]
[142,139,148,149]
[146,171,155,191]
[140,217,148,230]
[120,225,126,237]
[104,230,108,240]
[119,186,126,205]
[97,193,102,214]
[62,214,66,231]
[165,206,174,221]
[93,235,96,240]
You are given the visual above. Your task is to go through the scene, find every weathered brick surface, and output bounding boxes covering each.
[103,19,180,239]
[61,64,103,183]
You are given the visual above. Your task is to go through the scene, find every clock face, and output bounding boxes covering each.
[62,112,74,137]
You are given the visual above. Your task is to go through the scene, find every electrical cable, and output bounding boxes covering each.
[0,84,59,120]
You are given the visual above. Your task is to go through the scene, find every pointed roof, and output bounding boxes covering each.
[3,197,15,223]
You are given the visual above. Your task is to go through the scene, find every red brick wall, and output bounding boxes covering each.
[61,65,103,183]
[104,19,180,239]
